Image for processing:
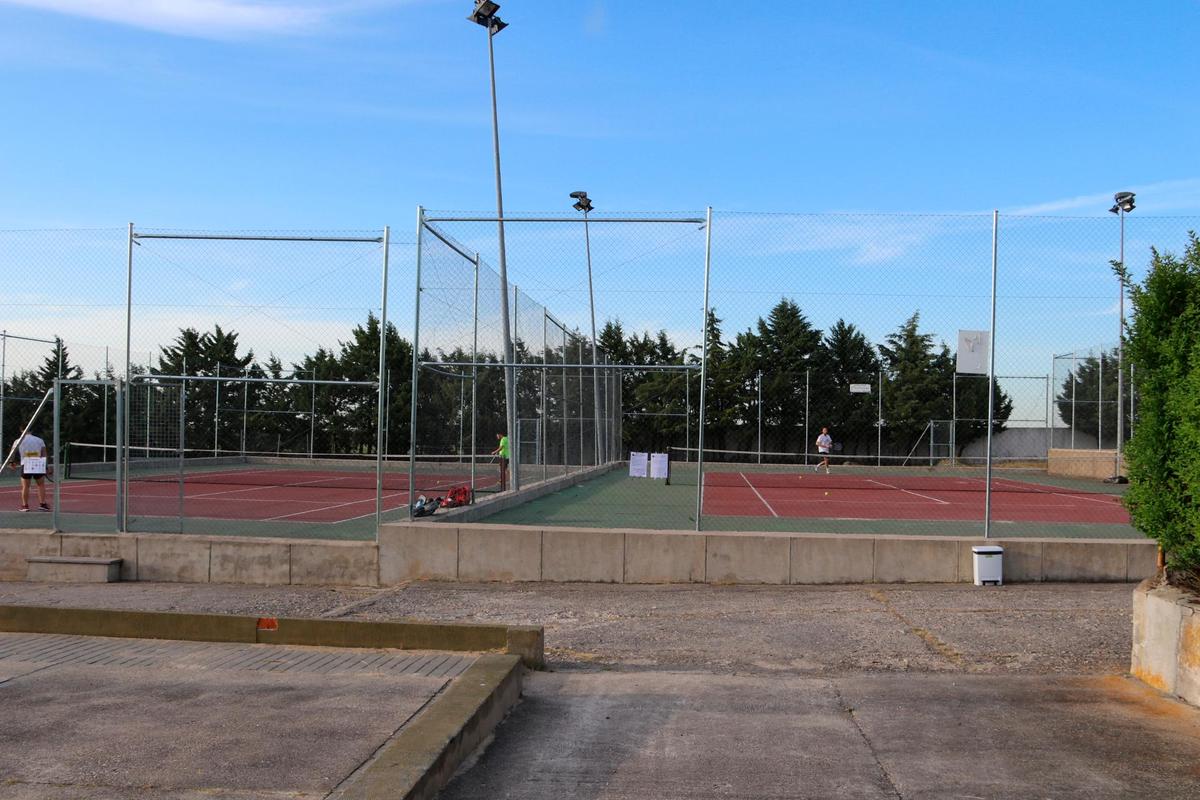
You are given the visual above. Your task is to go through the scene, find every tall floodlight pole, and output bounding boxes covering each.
[571,191,603,465]
[1109,191,1135,479]
[469,0,517,488]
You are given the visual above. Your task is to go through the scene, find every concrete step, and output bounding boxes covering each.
[26,556,122,583]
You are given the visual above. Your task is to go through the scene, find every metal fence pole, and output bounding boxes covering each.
[756,370,763,464]
[471,253,480,491]
[213,362,220,455]
[541,309,548,482]
[1070,352,1077,449]
[984,210,999,540]
[695,207,713,532]
[951,373,957,465]
[0,330,6,454]
[803,368,810,466]
[877,369,883,467]
[1097,348,1104,451]
[512,284,521,488]
[241,367,249,456]
[123,223,134,527]
[52,379,60,532]
[114,379,124,531]
[408,210,425,520]
[375,225,390,527]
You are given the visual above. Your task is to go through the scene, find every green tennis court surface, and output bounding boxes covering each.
[485,466,1146,540]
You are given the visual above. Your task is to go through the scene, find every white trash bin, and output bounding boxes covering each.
[972,545,1004,586]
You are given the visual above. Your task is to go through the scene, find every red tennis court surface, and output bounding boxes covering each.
[9,467,495,525]
[703,471,1129,525]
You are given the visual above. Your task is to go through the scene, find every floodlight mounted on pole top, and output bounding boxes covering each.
[571,191,603,464]
[469,0,517,488]
[1108,191,1135,481]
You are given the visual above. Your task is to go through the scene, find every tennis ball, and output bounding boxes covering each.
[824,491,830,496]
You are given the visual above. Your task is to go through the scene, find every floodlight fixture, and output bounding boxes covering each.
[468,0,506,32]
[570,191,593,213]
[1114,191,1135,213]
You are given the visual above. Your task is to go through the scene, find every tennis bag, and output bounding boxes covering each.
[412,495,441,517]
[441,485,474,509]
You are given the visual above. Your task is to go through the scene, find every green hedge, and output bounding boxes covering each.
[1122,232,1200,571]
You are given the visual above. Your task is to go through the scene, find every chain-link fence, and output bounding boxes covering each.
[3,213,1197,539]
[412,210,1197,536]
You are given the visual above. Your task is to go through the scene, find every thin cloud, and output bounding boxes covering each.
[1008,178,1200,216]
[0,0,374,38]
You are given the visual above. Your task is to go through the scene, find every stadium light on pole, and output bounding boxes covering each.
[571,190,603,465]
[468,0,517,488]
[1108,190,1135,480]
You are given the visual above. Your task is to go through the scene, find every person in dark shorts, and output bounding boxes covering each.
[490,431,510,491]
[9,430,50,512]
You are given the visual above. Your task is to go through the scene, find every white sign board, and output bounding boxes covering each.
[22,457,47,473]
[650,452,670,479]
[956,329,989,374]
[628,452,649,478]
[849,383,872,394]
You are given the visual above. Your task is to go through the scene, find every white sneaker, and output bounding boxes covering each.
[825,468,830,474]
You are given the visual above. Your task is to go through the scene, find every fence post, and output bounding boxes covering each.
[114,379,124,531]
[877,368,883,467]
[52,379,60,532]
[408,209,425,519]
[695,207,713,532]
[804,368,809,466]
[757,370,763,464]
[984,210,999,540]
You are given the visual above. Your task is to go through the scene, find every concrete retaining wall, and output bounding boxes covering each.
[1048,448,1125,479]
[1,526,1156,588]
[380,523,1157,585]
[1131,580,1200,707]
[0,529,378,587]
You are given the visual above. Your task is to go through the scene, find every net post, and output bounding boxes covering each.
[213,362,220,456]
[695,206,713,532]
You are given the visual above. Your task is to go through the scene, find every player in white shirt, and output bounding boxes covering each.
[9,431,50,512]
[814,427,832,474]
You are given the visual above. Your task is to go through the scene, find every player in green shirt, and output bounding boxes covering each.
[491,432,510,491]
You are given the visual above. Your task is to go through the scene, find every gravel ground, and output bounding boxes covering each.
[0,580,1135,676]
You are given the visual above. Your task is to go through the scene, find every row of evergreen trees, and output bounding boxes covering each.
[4,297,1125,465]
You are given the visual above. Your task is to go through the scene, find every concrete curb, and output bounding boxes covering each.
[331,653,523,800]
[0,604,544,668]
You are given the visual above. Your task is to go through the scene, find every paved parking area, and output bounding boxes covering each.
[0,632,472,799]
[3,580,1199,798]
[441,671,1200,800]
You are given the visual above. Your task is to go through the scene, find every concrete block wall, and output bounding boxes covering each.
[1131,580,1200,708]
[0,526,1157,588]
[379,523,1158,586]
[0,530,378,586]
[1047,448,1125,479]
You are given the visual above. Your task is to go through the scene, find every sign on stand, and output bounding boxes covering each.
[629,452,649,478]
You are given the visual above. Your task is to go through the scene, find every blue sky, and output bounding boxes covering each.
[1,0,1198,424]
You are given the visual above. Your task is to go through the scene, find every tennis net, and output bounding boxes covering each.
[669,447,1120,495]
[66,442,497,493]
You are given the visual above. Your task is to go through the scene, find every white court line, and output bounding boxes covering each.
[267,490,410,521]
[740,472,779,517]
[866,479,952,505]
[984,477,1122,507]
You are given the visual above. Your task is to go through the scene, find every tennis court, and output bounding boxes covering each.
[0,447,500,540]
[702,468,1128,525]
[484,461,1141,539]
